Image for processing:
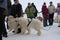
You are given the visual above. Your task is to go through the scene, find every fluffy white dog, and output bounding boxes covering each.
[17,17,28,34]
[27,18,42,36]
[55,15,60,26]
[18,17,42,36]
[8,15,42,36]
[7,15,19,33]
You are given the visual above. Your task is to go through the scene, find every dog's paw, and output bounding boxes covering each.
[20,33,24,35]
[37,32,41,36]
[26,32,30,35]
[8,30,11,32]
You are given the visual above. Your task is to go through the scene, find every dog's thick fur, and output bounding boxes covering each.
[27,18,42,36]
[18,17,42,36]
[7,15,18,33]
[55,15,60,25]
[17,17,28,34]
[8,15,42,36]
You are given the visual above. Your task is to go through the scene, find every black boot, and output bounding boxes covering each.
[17,28,21,33]
[58,25,60,27]
[2,34,8,37]
[12,28,21,34]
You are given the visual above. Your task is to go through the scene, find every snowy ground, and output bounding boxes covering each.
[3,23,60,40]
[3,13,60,40]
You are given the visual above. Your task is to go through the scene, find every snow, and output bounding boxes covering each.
[3,22,60,40]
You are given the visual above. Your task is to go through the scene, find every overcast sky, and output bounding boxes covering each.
[11,0,60,12]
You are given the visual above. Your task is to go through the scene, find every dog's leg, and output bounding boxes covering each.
[37,30,41,36]
[22,28,26,34]
[8,28,12,32]
[37,29,41,36]
[35,27,41,36]
[14,28,18,34]
[27,27,30,35]
[21,28,25,34]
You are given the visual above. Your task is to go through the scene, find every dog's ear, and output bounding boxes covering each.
[7,15,14,20]
[9,15,14,19]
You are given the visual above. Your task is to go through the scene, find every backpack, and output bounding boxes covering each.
[0,0,4,3]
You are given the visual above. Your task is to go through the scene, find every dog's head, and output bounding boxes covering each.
[7,15,14,21]
[35,17,43,21]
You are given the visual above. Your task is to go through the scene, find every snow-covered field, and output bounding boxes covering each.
[3,23,60,40]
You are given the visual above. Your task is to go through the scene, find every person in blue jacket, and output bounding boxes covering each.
[0,0,8,40]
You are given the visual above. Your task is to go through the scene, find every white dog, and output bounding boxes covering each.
[18,17,42,36]
[7,15,19,33]
[55,15,60,26]
[8,15,42,36]
[27,18,42,36]
[17,17,28,34]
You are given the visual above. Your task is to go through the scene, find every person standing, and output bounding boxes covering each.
[10,0,23,33]
[42,2,49,27]
[55,3,60,27]
[48,1,55,25]
[32,3,38,18]
[7,0,12,16]
[6,0,12,29]
[25,3,35,19]
[0,0,8,40]
[10,0,23,18]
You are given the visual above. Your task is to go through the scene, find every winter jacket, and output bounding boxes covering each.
[48,5,55,14]
[0,0,8,16]
[32,4,38,17]
[56,7,60,15]
[10,3,23,17]
[25,6,35,17]
[7,0,11,9]
[0,0,7,10]
[42,6,49,15]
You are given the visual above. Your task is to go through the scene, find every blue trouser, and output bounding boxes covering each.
[49,13,54,25]
[8,9,11,16]
[43,14,48,26]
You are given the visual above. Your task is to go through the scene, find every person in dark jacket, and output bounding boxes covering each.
[42,2,49,27]
[0,0,8,39]
[6,0,12,29]
[32,3,38,18]
[10,0,23,18]
[7,0,12,15]
[10,0,23,33]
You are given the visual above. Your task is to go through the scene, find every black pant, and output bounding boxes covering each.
[0,8,7,37]
[34,12,37,18]
[49,13,54,25]
[0,33,2,40]
[0,22,2,40]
